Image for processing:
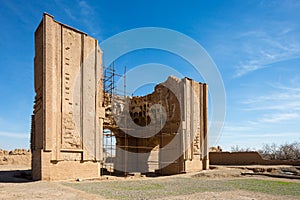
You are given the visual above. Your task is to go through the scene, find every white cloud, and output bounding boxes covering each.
[63,8,76,21]
[78,0,93,16]
[233,25,300,77]
[269,82,300,91]
[235,64,262,77]
[54,0,103,39]
[223,124,254,133]
[76,0,102,38]
[2,0,34,25]
[240,81,300,125]
[259,113,300,123]
[0,132,29,139]
[241,83,300,112]
[222,131,299,138]
[244,101,300,112]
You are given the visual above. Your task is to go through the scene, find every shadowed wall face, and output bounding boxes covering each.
[105,76,209,175]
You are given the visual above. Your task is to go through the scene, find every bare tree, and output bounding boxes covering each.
[278,142,300,160]
[231,145,252,152]
[259,142,300,160]
[259,143,278,160]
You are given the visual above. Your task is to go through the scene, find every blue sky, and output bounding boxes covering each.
[0,0,299,150]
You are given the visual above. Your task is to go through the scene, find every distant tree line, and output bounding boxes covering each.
[230,145,252,152]
[231,141,300,160]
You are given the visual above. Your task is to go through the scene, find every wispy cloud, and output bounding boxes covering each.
[222,130,299,138]
[54,0,103,39]
[242,93,300,111]
[78,0,93,16]
[235,63,261,77]
[223,124,254,133]
[220,120,300,150]
[63,8,76,21]
[2,1,34,26]
[234,25,300,77]
[259,0,300,11]
[0,132,29,139]
[258,113,300,123]
[241,81,300,124]
[242,82,300,112]
[77,0,102,39]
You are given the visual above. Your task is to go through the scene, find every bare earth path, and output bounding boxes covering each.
[0,165,299,200]
[0,181,107,200]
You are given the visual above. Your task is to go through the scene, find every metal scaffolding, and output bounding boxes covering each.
[103,62,118,174]
[102,63,180,176]
[102,62,128,175]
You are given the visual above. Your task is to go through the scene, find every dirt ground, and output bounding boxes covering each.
[0,164,299,200]
[0,182,295,200]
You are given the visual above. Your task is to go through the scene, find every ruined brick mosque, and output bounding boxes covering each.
[31,13,209,180]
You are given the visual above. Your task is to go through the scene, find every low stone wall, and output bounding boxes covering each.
[210,152,300,165]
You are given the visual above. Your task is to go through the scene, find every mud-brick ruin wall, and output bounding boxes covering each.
[32,13,209,180]
[112,76,209,175]
[210,152,300,166]
[31,13,105,181]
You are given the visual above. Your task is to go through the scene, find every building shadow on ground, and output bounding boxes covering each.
[0,170,33,183]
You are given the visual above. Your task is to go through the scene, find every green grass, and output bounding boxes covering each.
[63,178,300,200]
[226,179,300,197]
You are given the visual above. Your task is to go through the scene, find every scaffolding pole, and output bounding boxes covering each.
[124,66,128,175]
[103,62,128,176]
